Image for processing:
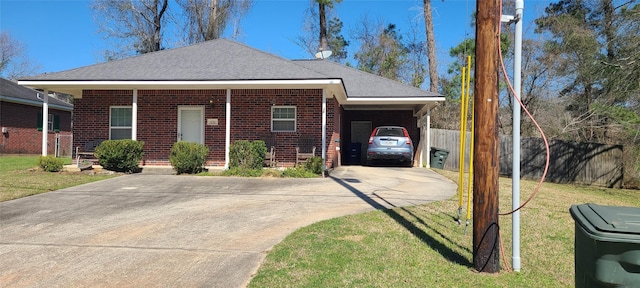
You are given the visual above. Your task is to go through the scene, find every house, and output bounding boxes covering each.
[0,78,73,155]
[18,39,444,169]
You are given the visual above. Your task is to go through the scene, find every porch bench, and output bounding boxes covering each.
[296,136,316,165]
[75,139,105,167]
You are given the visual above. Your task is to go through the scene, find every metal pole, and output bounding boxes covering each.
[512,0,524,272]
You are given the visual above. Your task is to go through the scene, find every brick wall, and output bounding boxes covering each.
[76,89,336,167]
[0,101,72,154]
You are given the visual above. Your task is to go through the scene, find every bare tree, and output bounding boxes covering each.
[177,0,253,44]
[0,31,40,79]
[92,0,169,58]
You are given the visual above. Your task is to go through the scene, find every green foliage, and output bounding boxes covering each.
[229,140,267,170]
[219,167,265,177]
[281,166,320,178]
[170,141,210,174]
[94,140,144,173]
[38,156,64,172]
[304,156,324,175]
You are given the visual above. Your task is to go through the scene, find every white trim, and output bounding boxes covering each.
[177,106,205,144]
[109,106,133,140]
[345,97,445,105]
[271,106,296,132]
[224,89,231,169]
[19,79,343,86]
[0,96,73,111]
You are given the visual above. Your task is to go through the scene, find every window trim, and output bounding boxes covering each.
[109,106,133,140]
[271,106,296,132]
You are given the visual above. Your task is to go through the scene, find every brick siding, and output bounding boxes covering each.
[0,101,72,154]
[75,89,337,168]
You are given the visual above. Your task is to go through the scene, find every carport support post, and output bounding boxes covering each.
[472,0,500,273]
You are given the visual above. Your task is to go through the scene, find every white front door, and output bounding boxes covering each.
[178,106,204,143]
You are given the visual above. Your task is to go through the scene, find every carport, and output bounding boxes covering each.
[293,60,444,168]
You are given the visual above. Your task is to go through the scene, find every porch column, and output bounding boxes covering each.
[426,107,431,168]
[132,89,138,140]
[224,89,231,169]
[41,90,49,156]
[321,89,327,171]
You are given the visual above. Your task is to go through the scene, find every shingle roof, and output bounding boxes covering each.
[293,59,439,98]
[0,78,73,110]
[20,39,443,100]
[22,40,328,81]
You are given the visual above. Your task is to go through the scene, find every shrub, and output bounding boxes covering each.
[304,156,324,175]
[229,140,267,170]
[94,140,144,173]
[38,156,64,172]
[170,142,210,174]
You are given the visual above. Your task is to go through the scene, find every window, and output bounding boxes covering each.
[37,112,59,132]
[48,114,54,131]
[271,106,296,132]
[110,106,132,140]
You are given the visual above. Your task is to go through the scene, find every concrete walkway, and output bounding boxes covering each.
[0,166,456,288]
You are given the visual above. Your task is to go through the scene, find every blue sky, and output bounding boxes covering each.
[1,0,550,76]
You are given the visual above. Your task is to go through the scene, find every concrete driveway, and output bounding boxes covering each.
[0,166,456,287]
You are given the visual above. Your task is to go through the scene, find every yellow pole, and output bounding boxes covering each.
[457,64,467,222]
[466,56,474,223]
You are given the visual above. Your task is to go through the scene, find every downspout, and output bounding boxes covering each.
[41,90,49,156]
[132,89,138,140]
[321,89,327,175]
[224,88,231,169]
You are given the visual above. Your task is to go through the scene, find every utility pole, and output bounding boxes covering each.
[473,0,500,273]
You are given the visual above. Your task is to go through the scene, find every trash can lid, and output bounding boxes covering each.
[570,203,640,242]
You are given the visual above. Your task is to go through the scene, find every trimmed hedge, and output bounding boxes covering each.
[94,140,144,173]
[170,141,210,174]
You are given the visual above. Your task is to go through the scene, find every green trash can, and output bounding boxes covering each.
[430,147,449,169]
[570,203,640,287]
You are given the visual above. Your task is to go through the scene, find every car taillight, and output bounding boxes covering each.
[403,129,412,145]
[368,128,377,144]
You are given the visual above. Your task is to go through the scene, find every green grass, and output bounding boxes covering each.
[0,155,118,202]
[249,169,640,287]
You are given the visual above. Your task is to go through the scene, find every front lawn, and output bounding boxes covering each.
[0,155,119,202]
[249,169,639,287]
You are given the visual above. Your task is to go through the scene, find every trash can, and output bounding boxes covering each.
[349,142,361,164]
[430,147,449,169]
[570,203,640,287]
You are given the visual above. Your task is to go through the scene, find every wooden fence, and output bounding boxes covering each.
[426,129,624,188]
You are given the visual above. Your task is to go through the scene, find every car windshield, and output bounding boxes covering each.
[376,128,404,137]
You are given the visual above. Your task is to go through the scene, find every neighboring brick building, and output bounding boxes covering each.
[19,40,444,168]
[0,78,72,155]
